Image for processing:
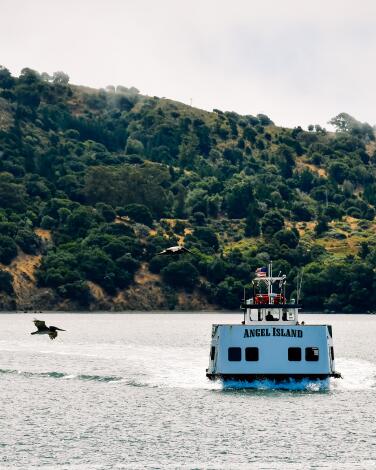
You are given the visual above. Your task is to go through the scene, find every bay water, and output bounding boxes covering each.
[0,313,375,469]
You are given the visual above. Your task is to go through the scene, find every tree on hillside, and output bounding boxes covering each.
[257,114,274,126]
[215,276,244,309]
[328,162,350,184]
[226,181,256,219]
[329,113,374,141]
[52,71,69,85]
[0,66,14,89]
[245,213,260,237]
[161,261,199,290]
[0,270,13,294]
[274,229,299,248]
[122,204,153,226]
[314,217,329,236]
[125,137,144,155]
[261,211,284,237]
[84,164,172,216]
[277,145,295,178]
[329,113,359,133]
[291,202,315,221]
[194,227,219,251]
[297,169,315,193]
[0,235,18,264]
[66,207,98,238]
[178,133,199,168]
[0,174,26,211]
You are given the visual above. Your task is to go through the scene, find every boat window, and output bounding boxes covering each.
[228,347,241,361]
[282,309,294,321]
[245,347,259,361]
[249,309,255,321]
[258,310,263,321]
[305,347,319,361]
[288,347,301,361]
[287,311,295,321]
[210,346,216,361]
[330,346,334,361]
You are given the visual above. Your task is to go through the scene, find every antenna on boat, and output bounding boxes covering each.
[297,269,304,304]
[269,261,273,303]
[242,287,246,324]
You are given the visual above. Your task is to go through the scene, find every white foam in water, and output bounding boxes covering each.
[118,345,329,392]
[222,378,329,392]
[133,346,222,390]
[127,350,374,393]
[332,357,376,391]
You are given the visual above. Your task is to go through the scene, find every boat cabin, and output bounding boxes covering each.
[241,268,300,325]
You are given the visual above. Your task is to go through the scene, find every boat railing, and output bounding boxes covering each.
[253,293,286,305]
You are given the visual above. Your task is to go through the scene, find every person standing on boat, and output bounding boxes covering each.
[266,311,274,321]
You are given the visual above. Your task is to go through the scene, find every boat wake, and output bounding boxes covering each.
[222,378,329,392]
[221,358,376,392]
[1,356,374,392]
[0,368,122,383]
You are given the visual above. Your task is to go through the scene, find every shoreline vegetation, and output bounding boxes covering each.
[1,310,375,315]
[1,66,376,313]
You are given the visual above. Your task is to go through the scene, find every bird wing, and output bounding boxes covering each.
[158,245,195,255]
[181,247,195,255]
[33,319,47,331]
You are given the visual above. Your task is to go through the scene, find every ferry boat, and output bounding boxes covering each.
[206,263,341,383]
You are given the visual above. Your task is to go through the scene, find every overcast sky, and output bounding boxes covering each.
[1,0,375,128]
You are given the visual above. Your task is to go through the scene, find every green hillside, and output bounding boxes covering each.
[0,66,376,312]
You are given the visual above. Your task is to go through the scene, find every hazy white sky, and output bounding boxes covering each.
[1,0,375,128]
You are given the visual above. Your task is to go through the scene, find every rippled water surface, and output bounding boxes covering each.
[0,313,375,469]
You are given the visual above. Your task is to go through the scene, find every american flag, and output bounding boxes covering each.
[255,267,267,277]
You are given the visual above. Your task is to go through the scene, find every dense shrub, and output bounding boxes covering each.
[161,261,199,290]
[0,269,14,294]
[261,211,284,237]
[194,227,219,251]
[123,204,153,227]
[15,229,41,254]
[57,281,92,306]
[0,236,18,264]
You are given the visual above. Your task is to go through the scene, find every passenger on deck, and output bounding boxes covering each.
[282,309,288,321]
[266,311,274,321]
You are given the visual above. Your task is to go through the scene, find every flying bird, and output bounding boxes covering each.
[157,245,194,256]
[31,319,66,340]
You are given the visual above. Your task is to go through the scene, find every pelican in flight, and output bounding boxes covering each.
[157,245,194,256]
[31,319,66,340]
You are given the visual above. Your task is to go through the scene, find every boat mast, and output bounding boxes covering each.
[243,287,246,323]
[268,261,273,303]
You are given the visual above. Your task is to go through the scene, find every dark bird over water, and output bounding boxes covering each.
[31,319,66,340]
[157,245,194,256]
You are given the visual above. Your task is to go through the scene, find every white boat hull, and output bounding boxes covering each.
[207,324,339,381]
